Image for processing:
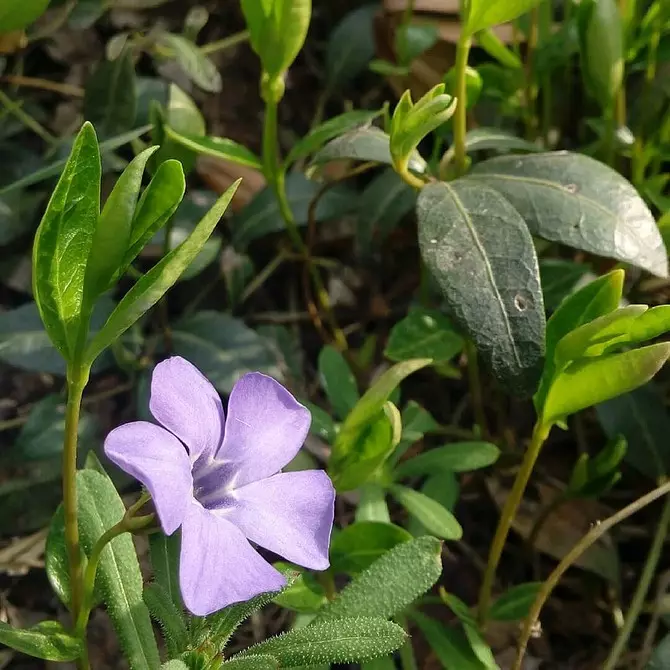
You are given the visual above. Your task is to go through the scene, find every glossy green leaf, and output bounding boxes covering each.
[596,383,670,480]
[237,617,406,667]
[489,582,542,621]
[330,521,412,575]
[77,469,160,669]
[149,531,182,610]
[464,0,545,35]
[318,345,359,420]
[171,310,280,394]
[395,442,500,479]
[84,50,137,136]
[318,536,443,620]
[390,484,463,540]
[385,306,464,363]
[468,153,668,277]
[158,32,222,93]
[462,127,540,154]
[32,122,101,360]
[542,343,670,424]
[326,5,377,89]
[286,109,383,165]
[0,620,82,661]
[232,174,355,248]
[310,128,427,174]
[84,182,239,366]
[165,127,262,169]
[418,179,545,395]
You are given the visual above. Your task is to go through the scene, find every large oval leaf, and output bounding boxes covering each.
[468,152,668,277]
[417,180,545,395]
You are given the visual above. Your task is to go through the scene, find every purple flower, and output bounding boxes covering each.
[104,356,335,616]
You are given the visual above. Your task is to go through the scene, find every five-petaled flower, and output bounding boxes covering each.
[104,356,335,616]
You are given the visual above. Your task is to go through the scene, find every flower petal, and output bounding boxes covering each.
[218,372,311,486]
[104,421,192,535]
[179,502,285,616]
[219,471,334,571]
[150,356,225,463]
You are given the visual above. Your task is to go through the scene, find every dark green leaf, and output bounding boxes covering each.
[465,0,545,35]
[330,521,412,575]
[318,345,359,420]
[233,173,355,248]
[84,51,138,136]
[77,470,160,669]
[165,127,262,169]
[539,260,591,311]
[171,310,281,394]
[385,306,464,363]
[32,122,101,359]
[417,180,545,395]
[390,485,463,540]
[396,23,439,65]
[489,582,542,621]
[0,620,82,662]
[318,536,443,620]
[647,632,670,670]
[395,442,500,478]
[462,127,540,154]
[143,583,188,655]
[468,152,668,277]
[306,402,337,443]
[149,532,182,610]
[158,33,222,93]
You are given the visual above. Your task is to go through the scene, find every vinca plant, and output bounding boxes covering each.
[1,0,670,668]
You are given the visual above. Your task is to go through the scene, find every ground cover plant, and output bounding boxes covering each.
[0,0,669,668]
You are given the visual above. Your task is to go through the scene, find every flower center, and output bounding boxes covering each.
[192,458,238,510]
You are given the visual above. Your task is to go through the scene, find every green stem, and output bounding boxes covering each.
[397,615,418,670]
[464,340,488,437]
[524,8,539,140]
[477,420,551,624]
[199,29,249,55]
[0,89,56,144]
[602,490,670,670]
[452,32,472,175]
[514,479,670,670]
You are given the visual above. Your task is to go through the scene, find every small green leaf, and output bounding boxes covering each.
[319,536,443,620]
[0,620,82,662]
[165,127,262,169]
[143,583,188,656]
[462,127,539,154]
[407,473,460,536]
[32,121,101,359]
[384,306,464,363]
[395,442,500,478]
[306,402,337,443]
[84,181,239,366]
[157,32,222,93]
[222,656,279,670]
[149,531,182,610]
[443,65,483,110]
[464,0,545,36]
[318,345,359,420]
[390,485,463,540]
[237,618,406,667]
[542,343,670,425]
[476,29,523,69]
[356,484,391,524]
[539,259,591,311]
[272,565,327,613]
[489,582,542,621]
[0,0,50,32]
[330,521,412,575]
[396,23,439,65]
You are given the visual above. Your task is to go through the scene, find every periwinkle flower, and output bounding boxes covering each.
[104,356,335,616]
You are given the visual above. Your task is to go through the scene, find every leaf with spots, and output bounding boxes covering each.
[467,151,668,277]
[417,180,545,396]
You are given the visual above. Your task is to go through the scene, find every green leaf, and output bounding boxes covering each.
[326,5,377,89]
[286,109,383,165]
[356,484,391,524]
[306,402,337,443]
[232,174,355,248]
[407,473,460,536]
[171,310,281,394]
[542,343,670,425]
[539,259,591,311]
[237,617,406,667]
[330,521,412,575]
[319,536,442,620]
[0,0,50,32]
[468,152,668,277]
[489,582,542,621]
[32,122,101,360]
[77,470,160,669]
[0,620,82,662]
[395,442,500,479]
[84,50,138,136]
[165,127,262,169]
[143,583,188,655]
[157,32,222,93]
[222,656,279,670]
[318,345,359,420]
[272,565,327,613]
[476,29,523,69]
[310,128,427,174]
[462,127,540,154]
[443,65,483,110]
[84,181,239,366]
[149,531,182,610]
[384,306,464,363]
[417,179,545,395]
[396,23,439,65]
[161,662,190,670]
[389,485,463,540]
[596,383,670,480]
[464,0,545,35]
[647,632,670,670]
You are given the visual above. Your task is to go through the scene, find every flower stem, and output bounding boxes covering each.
[464,340,488,438]
[477,420,551,624]
[514,479,670,670]
[200,29,249,55]
[602,489,670,670]
[452,32,472,175]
